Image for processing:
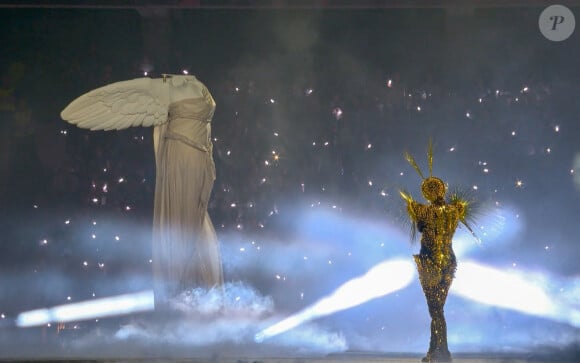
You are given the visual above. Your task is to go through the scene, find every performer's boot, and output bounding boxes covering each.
[421,288,452,362]
[422,313,451,362]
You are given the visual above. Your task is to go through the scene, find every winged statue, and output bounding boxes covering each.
[61,74,224,310]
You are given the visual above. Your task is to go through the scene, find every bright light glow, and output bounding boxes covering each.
[16,290,154,327]
[255,259,415,342]
[453,261,579,327]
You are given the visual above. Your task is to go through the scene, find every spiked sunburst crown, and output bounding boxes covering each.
[404,140,446,202]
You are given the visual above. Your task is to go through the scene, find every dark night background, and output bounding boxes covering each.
[0,2,578,359]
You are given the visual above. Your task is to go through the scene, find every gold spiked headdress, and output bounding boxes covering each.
[405,140,446,202]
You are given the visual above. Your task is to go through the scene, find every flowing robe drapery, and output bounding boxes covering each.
[152,86,223,307]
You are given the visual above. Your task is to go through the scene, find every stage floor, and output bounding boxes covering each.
[2,353,578,363]
[1,314,577,363]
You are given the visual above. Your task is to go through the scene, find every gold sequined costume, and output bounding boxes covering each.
[399,142,475,363]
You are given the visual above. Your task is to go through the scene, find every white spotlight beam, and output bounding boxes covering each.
[452,261,579,327]
[256,259,415,341]
[16,290,154,327]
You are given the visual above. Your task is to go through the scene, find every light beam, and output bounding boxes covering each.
[16,290,154,327]
[452,261,579,327]
[255,259,415,341]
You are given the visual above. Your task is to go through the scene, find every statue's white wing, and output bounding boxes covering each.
[61,77,169,131]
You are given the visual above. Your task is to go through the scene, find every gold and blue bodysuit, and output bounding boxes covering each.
[399,146,474,363]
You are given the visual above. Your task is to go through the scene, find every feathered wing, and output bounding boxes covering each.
[60,77,169,131]
[448,189,481,244]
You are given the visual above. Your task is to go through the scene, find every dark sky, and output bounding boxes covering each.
[0,5,579,358]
